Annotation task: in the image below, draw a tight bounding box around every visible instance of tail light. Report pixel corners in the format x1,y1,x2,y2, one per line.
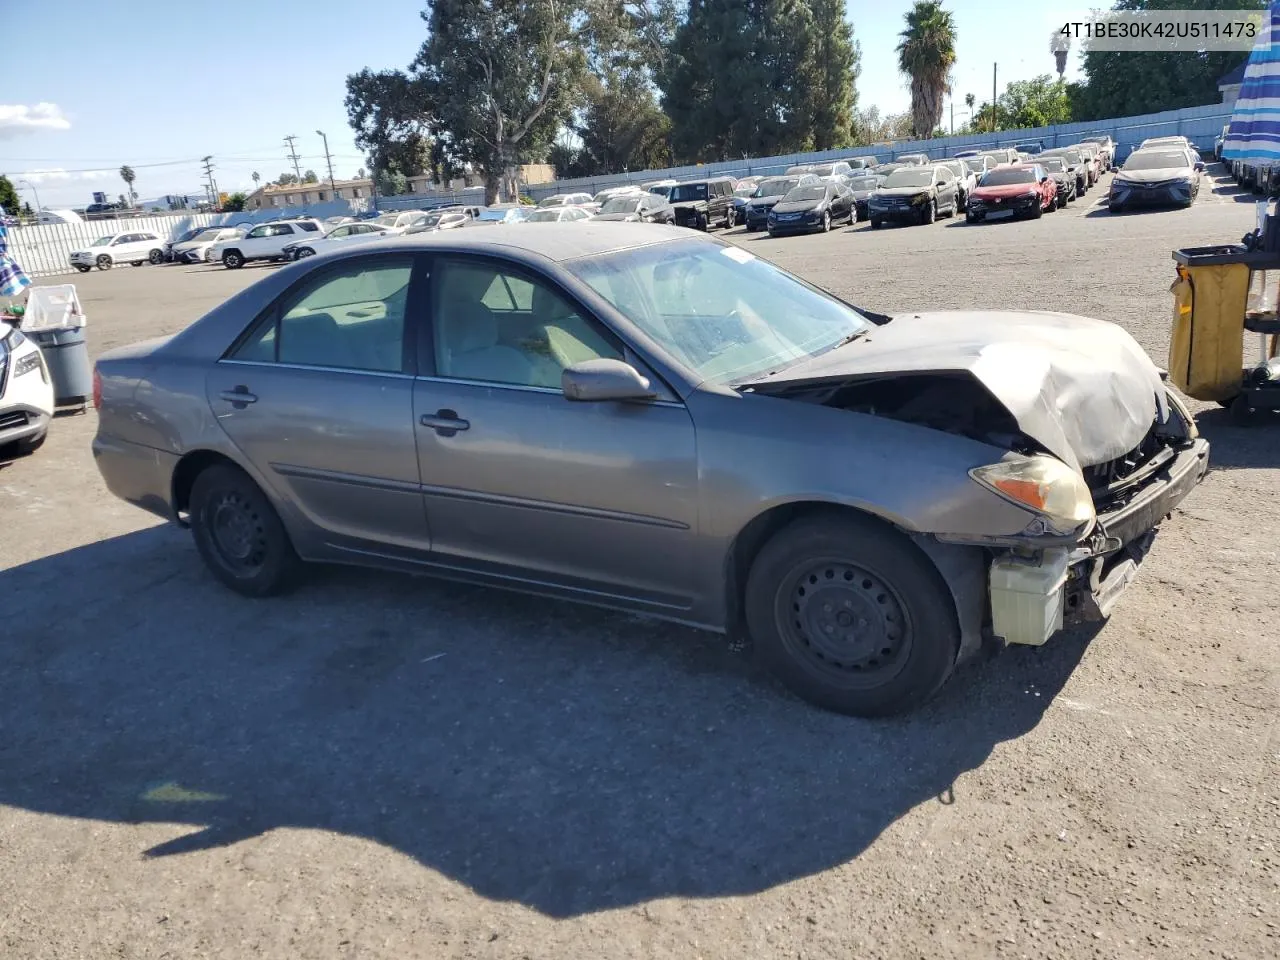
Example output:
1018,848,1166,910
92,367,103,410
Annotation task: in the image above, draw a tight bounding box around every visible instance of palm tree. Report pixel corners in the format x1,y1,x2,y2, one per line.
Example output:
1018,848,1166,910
119,165,136,205
896,1,958,139
251,171,261,190
1051,31,1071,78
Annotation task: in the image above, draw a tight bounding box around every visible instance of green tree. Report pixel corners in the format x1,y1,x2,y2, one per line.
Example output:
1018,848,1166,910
571,72,673,175
896,0,957,138
1071,0,1265,121
276,172,298,186
999,75,1073,128
119,164,137,203
303,169,319,183
0,175,19,215
344,68,435,182
808,0,861,150
222,192,248,212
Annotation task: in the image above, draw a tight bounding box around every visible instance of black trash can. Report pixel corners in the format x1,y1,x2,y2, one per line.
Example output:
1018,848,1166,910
29,326,92,406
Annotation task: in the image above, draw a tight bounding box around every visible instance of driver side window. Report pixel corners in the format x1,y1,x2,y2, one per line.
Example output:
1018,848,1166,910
247,225,271,239
431,259,622,389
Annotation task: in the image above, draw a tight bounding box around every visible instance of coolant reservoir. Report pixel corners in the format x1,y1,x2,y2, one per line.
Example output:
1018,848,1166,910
989,549,1069,647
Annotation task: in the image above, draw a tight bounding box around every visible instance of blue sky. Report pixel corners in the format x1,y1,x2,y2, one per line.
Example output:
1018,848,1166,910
1,0,1087,208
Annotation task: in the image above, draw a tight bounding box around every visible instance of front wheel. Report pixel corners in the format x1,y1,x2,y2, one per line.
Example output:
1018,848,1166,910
965,211,983,223
921,199,936,224
1109,202,1123,213
744,513,959,717
870,218,883,230
296,247,315,258
96,255,112,270
149,248,164,264
76,265,92,273
222,250,245,269
1048,194,1058,212
189,463,303,597
821,210,831,232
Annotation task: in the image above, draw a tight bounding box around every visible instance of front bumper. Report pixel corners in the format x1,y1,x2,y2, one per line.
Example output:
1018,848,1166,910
0,406,51,446
672,207,708,228
743,207,774,230
1110,180,1195,208
767,214,821,234
990,437,1209,645
868,201,928,222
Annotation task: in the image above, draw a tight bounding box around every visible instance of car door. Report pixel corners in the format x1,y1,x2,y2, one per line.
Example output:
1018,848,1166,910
240,223,273,257
935,169,955,210
410,255,699,613
207,253,431,558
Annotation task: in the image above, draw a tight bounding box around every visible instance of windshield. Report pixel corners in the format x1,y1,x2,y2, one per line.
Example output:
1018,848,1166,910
733,186,755,198
91,235,115,246
753,177,800,198
848,176,879,190
980,168,1037,186
882,169,934,187
567,239,869,385
526,209,566,221
538,196,566,207
806,164,835,177
1040,158,1066,172
963,159,987,174
783,185,827,203
669,183,709,202
1124,150,1190,171
375,214,401,227
601,196,644,214
191,228,223,241
477,208,517,221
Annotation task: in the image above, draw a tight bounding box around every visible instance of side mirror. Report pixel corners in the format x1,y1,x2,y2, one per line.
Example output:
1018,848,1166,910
1041,176,1050,183
1195,161,1205,173
562,358,656,402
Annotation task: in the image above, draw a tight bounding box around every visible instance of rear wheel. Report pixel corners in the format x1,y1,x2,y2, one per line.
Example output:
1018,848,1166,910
189,463,303,597
744,513,959,717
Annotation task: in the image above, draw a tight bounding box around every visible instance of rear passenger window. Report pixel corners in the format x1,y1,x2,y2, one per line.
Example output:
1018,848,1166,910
298,221,320,232
230,258,414,373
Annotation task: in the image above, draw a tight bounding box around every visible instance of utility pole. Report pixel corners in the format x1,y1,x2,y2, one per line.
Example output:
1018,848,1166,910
950,99,954,136
17,178,41,214
283,135,303,183
992,63,998,134
316,130,337,197
201,155,217,207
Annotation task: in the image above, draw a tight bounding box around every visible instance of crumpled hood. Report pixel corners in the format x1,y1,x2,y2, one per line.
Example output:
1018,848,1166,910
747,310,1168,470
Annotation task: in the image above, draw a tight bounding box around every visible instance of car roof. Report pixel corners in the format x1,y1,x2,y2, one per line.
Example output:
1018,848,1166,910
325,222,692,263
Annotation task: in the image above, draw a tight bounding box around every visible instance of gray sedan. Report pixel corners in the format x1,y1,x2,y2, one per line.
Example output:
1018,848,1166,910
92,225,1209,716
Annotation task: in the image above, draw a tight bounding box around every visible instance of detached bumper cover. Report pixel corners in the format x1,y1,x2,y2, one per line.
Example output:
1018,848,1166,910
1110,179,1195,207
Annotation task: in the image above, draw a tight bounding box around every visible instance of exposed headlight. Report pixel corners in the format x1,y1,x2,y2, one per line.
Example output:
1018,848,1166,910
912,192,930,205
970,456,1095,535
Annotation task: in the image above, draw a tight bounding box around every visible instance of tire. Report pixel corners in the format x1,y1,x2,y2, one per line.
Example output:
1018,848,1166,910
96,255,112,270
76,265,92,273
296,247,315,258
189,463,303,597
724,207,735,229
130,261,143,267
149,248,163,265
1029,200,1043,219
1230,394,1255,426
821,210,831,232
921,199,935,225
870,219,882,230
222,249,245,269
1109,202,1122,214
965,211,980,223
744,512,959,717
1048,194,1058,212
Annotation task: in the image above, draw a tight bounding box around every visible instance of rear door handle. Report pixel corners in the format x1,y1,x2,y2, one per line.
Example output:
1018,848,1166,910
219,386,258,407
420,409,469,437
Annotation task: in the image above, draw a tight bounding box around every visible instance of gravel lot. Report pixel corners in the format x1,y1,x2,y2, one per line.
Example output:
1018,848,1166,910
2,169,1276,960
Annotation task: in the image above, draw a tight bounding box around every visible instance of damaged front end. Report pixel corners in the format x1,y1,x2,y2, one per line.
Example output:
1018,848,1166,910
749,370,1210,650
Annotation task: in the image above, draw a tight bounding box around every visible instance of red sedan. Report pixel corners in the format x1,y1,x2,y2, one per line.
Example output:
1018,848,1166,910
964,164,1058,223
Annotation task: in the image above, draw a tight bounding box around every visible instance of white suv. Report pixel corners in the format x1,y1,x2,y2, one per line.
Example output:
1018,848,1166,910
0,324,54,456
69,231,166,272
211,219,324,269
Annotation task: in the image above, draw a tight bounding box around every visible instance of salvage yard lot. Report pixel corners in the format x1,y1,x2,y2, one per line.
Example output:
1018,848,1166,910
2,170,1276,959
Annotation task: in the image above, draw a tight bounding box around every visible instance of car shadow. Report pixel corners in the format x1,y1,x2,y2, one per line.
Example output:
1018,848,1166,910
1195,406,1280,467
0,526,1097,918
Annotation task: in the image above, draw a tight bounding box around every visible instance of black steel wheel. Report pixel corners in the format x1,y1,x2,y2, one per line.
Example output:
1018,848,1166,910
189,463,302,596
745,513,959,716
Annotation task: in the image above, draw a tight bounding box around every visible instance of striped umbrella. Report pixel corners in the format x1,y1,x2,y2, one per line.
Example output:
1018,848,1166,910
0,223,31,299
1222,1,1280,165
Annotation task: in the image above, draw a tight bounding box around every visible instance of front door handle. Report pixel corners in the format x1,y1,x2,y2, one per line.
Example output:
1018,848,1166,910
420,409,470,437
219,386,258,408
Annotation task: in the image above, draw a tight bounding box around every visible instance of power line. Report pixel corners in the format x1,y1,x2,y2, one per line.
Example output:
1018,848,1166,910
283,135,304,183
201,155,218,205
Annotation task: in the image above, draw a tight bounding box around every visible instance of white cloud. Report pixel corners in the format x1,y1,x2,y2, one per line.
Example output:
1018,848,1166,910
0,103,71,139
17,168,110,184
